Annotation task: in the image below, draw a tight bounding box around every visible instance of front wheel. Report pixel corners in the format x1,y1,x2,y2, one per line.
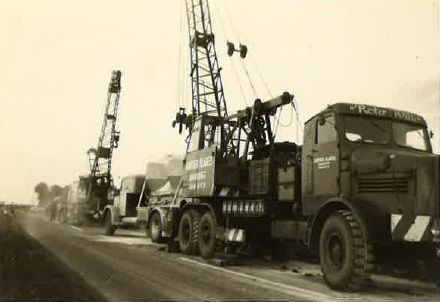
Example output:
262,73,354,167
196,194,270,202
319,210,373,290
148,212,164,243
104,212,116,236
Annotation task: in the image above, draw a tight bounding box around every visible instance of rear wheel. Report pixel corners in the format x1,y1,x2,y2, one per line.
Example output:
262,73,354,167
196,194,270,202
104,212,116,236
148,212,164,243
178,209,200,255
319,210,373,290
199,211,216,259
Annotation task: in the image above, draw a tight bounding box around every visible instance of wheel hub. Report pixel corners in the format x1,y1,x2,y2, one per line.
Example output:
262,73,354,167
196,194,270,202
201,223,212,245
328,232,345,269
181,220,190,243
151,218,160,237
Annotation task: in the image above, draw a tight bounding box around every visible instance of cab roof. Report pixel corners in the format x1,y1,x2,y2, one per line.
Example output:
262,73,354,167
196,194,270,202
308,103,427,127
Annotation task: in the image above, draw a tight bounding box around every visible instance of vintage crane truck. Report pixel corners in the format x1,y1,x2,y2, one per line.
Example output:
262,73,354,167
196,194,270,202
141,0,440,290
84,70,122,221
150,97,440,290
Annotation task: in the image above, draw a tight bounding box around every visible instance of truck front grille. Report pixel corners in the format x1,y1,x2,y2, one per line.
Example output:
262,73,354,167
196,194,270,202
358,176,408,193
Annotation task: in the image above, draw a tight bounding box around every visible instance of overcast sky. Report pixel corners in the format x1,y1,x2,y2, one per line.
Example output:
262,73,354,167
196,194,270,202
1,0,439,204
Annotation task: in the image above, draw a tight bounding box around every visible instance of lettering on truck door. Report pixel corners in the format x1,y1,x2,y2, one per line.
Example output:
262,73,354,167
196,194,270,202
312,114,340,197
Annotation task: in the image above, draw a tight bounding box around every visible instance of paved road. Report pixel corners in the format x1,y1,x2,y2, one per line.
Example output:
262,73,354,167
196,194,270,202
18,212,440,301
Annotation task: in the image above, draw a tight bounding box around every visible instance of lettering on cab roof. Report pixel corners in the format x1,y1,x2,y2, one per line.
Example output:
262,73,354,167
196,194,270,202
333,103,426,126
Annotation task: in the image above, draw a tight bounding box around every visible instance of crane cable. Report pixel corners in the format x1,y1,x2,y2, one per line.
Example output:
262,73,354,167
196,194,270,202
221,0,286,135
239,60,258,99
248,54,273,98
229,56,248,106
220,0,259,99
212,0,248,107
217,1,305,143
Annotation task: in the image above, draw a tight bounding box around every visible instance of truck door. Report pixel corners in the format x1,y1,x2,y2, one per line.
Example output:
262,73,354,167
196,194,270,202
312,113,339,197
302,113,339,211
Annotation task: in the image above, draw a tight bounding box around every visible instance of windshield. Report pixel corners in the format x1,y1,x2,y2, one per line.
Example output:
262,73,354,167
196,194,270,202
393,121,429,151
344,116,389,144
343,116,430,151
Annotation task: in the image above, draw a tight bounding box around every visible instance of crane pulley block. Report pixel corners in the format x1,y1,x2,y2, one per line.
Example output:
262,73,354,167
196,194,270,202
108,70,122,93
227,42,248,59
192,31,215,48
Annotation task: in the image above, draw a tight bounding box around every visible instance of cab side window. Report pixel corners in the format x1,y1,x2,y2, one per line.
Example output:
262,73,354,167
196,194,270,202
316,115,336,144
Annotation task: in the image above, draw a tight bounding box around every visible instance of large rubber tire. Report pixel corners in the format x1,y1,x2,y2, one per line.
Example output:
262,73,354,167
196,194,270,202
104,212,116,236
199,211,217,259
148,212,164,243
178,209,200,255
319,210,374,291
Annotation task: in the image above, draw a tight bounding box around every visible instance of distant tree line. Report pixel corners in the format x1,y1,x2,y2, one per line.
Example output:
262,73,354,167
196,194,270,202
34,183,66,207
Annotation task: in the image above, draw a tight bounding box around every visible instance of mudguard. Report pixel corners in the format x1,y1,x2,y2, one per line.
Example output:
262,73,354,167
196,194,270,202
104,205,121,225
310,196,388,247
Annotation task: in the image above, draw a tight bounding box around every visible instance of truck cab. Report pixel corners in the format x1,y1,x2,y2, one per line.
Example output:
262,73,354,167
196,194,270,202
103,175,146,235
294,103,440,289
103,171,179,236
302,103,439,244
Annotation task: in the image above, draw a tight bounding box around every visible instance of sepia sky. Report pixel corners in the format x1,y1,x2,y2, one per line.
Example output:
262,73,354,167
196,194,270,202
0,0,439,204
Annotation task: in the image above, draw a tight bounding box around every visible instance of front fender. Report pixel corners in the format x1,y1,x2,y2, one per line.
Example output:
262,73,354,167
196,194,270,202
335,196,389,244
104,205,121,225
325,197,373,240
310,196,388,251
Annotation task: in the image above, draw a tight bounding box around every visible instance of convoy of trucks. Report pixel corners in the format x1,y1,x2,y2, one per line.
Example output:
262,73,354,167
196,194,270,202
51,0,440,292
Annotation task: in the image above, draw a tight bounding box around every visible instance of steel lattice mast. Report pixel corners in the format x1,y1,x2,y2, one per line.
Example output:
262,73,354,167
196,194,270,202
186,0,227,119
179,0,236,155
88,70,122,189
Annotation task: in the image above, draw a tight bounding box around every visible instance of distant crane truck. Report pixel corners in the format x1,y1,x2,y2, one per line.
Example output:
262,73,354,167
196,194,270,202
83,70,122,221
144,0,440,290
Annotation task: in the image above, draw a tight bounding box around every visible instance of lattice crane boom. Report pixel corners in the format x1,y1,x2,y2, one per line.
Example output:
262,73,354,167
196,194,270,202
186,0,228,119
173,0,232,155
87,70,122,194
